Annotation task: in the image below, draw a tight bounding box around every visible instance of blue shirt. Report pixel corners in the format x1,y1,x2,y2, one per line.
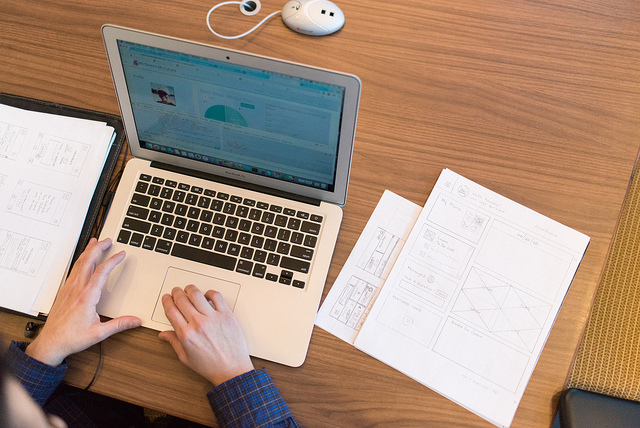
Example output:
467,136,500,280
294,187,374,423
7,341,301,428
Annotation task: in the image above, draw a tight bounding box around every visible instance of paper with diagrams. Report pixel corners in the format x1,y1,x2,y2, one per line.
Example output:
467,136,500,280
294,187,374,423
315,190,421,344
318,169,590,428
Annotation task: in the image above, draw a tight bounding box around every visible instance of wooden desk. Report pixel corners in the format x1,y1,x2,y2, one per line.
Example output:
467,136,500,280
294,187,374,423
2,1,639,426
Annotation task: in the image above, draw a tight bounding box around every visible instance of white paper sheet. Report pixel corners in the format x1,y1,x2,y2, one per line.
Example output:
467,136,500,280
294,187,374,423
315,190,422,344
0,104,114,315
319,169,590,427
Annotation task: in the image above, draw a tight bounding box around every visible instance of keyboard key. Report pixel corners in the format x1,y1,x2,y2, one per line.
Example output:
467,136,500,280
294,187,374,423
280,256,310,274
300,221,320,235
165,180,177,188
186,193,198,205
148,184,161,196
236,259,252,275
149,211,162,223
291,245,314,260
304,235,318,248
283,208,296,216
173,217,187,229
217,192,229,200
150,224,164,237
129,233,144,247
287,218,301,230
131,193,150,207
155,240,172,254
122,217,151,234
139,174,151,182
187,207,200,219
135,181,149,193
211,200,224,211
253,250,267,263
310,214,323,223
152,177,164,185
162,200,176,213
171,244,236,271
186,220,199,232
160,187,173,199
267,253,280,266
117,229,131,244
279,270,293,285
212,226,225,238
252,264,266,278
202,237,215,250
142,236,156,250
189,234,202,247
214,241,228,253
225,243,239,257
176,231,189,243
178,183,190,191
275,215,287,227
172,191,186,202
266,273,278,282
163,227,177,240
292,280,305,289
277,242,291,255
231,195,242,203
161,213,174,226
291,232,304,245
127,205,149,219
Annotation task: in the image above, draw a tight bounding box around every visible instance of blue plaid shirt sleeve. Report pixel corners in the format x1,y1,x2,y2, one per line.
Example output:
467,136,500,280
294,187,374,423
5,341,67,406
207,368,302,428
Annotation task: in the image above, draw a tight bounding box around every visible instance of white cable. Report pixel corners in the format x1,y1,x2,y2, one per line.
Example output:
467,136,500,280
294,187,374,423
206,1,282,40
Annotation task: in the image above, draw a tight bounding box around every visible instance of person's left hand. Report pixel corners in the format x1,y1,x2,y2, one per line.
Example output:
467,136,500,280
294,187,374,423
26,238,142,366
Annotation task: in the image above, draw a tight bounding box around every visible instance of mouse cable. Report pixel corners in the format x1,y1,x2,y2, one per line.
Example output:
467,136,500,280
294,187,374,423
207,1,281,39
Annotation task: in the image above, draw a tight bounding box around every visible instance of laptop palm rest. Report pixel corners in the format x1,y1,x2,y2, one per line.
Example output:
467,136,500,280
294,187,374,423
151,267,241,326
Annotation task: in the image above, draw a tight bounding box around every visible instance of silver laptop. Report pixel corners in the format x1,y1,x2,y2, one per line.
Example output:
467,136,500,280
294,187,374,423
97,25,360,367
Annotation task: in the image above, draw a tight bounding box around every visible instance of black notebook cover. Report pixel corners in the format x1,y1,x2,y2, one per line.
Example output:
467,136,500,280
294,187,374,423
0,93,126,275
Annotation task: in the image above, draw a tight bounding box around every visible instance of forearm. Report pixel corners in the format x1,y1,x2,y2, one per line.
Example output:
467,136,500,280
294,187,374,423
5,341,67,406
207,368,302,428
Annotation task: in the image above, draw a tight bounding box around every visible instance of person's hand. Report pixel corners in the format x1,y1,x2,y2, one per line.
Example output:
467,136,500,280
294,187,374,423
26,238,142,366
158,285,254,386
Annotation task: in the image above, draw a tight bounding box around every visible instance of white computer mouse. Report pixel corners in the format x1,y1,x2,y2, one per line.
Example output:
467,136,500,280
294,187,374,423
281,0,345,36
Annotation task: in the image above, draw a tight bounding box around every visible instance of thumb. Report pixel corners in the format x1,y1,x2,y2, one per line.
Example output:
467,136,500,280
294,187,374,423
159,330,186,358
99,316,142,340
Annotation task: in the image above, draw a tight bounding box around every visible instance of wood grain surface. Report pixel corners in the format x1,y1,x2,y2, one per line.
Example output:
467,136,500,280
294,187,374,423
1,0,639,426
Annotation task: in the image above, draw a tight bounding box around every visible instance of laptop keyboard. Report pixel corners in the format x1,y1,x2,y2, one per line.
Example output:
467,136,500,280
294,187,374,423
115,173,323,289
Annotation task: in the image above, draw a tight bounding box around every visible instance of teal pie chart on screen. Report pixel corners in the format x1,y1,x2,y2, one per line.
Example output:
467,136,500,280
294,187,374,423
204,105,248,127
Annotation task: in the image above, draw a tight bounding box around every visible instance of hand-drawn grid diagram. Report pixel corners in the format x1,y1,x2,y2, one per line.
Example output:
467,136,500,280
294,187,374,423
452,268,551,352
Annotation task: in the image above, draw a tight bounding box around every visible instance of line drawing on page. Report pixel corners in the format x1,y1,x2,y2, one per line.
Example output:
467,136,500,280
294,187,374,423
451,268,551,352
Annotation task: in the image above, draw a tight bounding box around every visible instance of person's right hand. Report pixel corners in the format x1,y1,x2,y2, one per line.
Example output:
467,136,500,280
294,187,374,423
158,285,255,386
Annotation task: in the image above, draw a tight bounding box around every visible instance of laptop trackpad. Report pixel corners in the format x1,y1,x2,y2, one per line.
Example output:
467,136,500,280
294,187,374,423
152,267,241,326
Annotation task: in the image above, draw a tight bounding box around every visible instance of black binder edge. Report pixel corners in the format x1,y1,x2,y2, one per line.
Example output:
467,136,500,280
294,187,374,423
0,93,126,317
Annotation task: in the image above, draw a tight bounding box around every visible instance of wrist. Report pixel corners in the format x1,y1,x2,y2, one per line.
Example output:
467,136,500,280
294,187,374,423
25,336,66,367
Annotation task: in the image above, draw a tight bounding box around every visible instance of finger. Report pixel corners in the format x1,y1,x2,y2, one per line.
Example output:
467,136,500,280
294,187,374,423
70,238,115,281
171,287,201,322
162,293,187,328
97,316,142,341
90,250,126,287
205,290,230,313
184,284,215,315
158,330,186,360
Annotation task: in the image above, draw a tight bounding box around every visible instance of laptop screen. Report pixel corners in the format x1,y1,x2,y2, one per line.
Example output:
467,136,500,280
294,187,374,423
116,40,346,192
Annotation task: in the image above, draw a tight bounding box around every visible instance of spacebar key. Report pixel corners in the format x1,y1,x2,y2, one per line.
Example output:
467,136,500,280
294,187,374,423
171,243,236,271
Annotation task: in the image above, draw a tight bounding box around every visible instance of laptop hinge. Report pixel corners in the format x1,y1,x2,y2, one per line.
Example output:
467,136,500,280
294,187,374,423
150,161,322,207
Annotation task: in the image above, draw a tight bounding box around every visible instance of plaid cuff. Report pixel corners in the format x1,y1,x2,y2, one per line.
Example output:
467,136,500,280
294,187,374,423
6,341,67,406
208,368,299,428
